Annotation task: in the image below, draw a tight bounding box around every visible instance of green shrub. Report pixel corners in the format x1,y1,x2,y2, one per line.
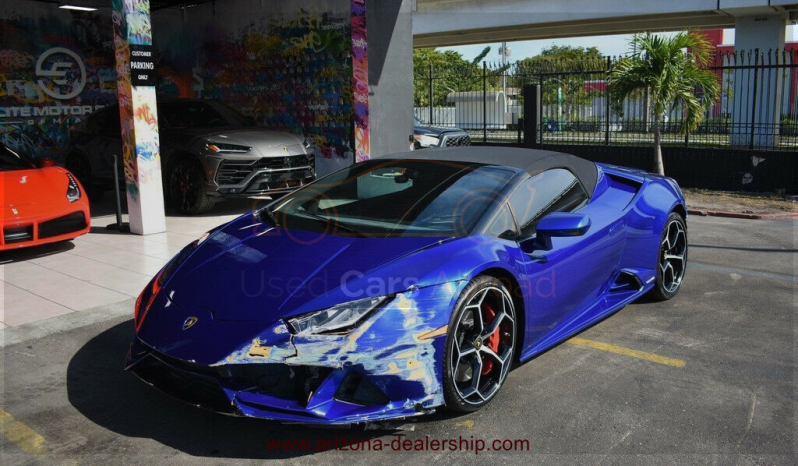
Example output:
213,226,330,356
780,117,798,137
695,116,730,135
620,118,646,133
561,117,602,132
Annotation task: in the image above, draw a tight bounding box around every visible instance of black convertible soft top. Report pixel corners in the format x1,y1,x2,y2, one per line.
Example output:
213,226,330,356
377,147,599,196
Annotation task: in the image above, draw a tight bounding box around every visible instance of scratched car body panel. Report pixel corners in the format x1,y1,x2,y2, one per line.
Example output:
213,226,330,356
126,147,687,424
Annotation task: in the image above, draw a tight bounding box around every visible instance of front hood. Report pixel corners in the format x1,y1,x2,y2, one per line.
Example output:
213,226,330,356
414,125,464,137
165,216,451,323
1,167,70,213
205,129,306,156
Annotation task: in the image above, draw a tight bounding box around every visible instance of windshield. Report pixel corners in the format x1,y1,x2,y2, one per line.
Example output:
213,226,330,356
270,160,516,237
158,101,254,129
0,145,35,172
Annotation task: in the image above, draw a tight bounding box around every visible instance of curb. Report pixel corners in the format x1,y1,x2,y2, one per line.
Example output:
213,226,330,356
0,298,135,348
688,208,798,220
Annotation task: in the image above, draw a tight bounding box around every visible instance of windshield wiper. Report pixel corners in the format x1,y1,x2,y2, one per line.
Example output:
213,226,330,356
297,211,367,237
257,206,279,227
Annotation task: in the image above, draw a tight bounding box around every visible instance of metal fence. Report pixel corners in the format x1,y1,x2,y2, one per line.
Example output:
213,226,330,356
413,49,798,151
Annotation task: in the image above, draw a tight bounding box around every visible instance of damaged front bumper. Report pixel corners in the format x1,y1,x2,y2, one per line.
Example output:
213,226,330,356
125,283,465,425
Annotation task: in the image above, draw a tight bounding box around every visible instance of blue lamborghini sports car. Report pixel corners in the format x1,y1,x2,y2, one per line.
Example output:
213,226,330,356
126,147,688,424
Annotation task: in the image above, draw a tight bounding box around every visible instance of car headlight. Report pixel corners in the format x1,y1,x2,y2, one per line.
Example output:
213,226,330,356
302,136,313,150
287,296,393,335
205,142,251,153
413,134,440,148
66,173,81,202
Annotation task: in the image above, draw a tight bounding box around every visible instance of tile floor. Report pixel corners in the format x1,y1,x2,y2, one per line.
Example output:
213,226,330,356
1,198,250,328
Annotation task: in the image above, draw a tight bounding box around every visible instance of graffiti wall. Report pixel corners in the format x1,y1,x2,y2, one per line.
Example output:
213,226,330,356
351,0,369,163
0,2,117,162
1,0,368,173
154,0,363,175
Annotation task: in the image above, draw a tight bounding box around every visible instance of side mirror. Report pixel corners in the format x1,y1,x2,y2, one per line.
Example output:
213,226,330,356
38,157,56,168
534,212,591,250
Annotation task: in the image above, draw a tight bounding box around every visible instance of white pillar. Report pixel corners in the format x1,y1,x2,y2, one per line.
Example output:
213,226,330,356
111,0,166,234
730,14,786,148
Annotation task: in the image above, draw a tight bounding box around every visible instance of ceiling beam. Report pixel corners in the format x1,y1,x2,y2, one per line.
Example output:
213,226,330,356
413,11,736,48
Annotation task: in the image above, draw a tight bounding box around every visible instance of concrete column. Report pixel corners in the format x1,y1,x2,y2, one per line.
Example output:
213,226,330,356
111,0,166,234
365,0,414,158
730,13,786,148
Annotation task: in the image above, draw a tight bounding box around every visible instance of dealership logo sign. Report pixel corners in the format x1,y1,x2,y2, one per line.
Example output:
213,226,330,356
35,47,86,100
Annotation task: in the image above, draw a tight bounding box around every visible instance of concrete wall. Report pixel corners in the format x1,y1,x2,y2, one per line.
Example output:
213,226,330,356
366,0,414,157
730,13,788,146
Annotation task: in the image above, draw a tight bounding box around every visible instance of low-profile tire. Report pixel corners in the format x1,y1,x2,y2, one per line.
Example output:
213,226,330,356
168,157,213,215
66,153,104,201
648,212,688,301
443,275,516,413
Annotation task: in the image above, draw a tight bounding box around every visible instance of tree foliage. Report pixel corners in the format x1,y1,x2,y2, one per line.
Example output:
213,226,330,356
413,46,510,107
516,46,605,108
413,48,482,107
608,32,720,174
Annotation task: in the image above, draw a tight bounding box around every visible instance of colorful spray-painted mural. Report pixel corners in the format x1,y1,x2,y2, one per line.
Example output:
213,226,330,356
2,0,369,175
0,2,117,162
351,0,369,163
112,0,166,235
155,0,367,175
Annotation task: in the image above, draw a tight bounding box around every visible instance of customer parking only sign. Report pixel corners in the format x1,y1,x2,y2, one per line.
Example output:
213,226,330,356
130,44,156,87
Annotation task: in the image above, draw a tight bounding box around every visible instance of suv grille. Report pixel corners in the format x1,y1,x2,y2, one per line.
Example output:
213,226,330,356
443,134,471,147
217,155,312,185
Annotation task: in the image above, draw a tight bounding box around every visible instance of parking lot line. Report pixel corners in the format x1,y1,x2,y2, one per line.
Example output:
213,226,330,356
567,337,686,367
0,409,45,454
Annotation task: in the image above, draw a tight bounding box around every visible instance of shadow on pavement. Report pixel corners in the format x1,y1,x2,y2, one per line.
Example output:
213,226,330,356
89,190,261,219
65,320,457,459
0,240,75,264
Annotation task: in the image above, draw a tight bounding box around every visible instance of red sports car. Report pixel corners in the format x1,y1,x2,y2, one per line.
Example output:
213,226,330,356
1,143,90,250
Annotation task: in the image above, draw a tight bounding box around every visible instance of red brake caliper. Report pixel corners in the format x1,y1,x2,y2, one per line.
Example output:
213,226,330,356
481,303,502,375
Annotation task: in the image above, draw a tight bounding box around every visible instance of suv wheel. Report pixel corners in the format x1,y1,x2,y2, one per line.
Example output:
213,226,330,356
168,157,213,215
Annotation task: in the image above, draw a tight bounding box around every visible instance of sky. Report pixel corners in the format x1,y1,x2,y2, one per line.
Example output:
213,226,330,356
437,26,798,63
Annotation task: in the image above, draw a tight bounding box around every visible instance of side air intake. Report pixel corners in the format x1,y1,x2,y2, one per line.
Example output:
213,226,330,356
610,270,644,293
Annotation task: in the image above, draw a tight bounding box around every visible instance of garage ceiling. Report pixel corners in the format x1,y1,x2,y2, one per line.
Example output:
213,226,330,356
30,0,219,11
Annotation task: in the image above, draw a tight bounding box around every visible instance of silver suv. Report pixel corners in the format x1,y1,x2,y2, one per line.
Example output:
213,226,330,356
66,99,315,214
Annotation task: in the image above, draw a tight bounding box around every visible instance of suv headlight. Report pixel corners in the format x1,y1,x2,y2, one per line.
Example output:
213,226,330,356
413,134,440,148
287,296,393,335
66,173,81,202
205,142,251,153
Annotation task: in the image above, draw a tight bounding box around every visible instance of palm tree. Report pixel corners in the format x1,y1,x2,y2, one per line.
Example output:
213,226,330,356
608,32,720,175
